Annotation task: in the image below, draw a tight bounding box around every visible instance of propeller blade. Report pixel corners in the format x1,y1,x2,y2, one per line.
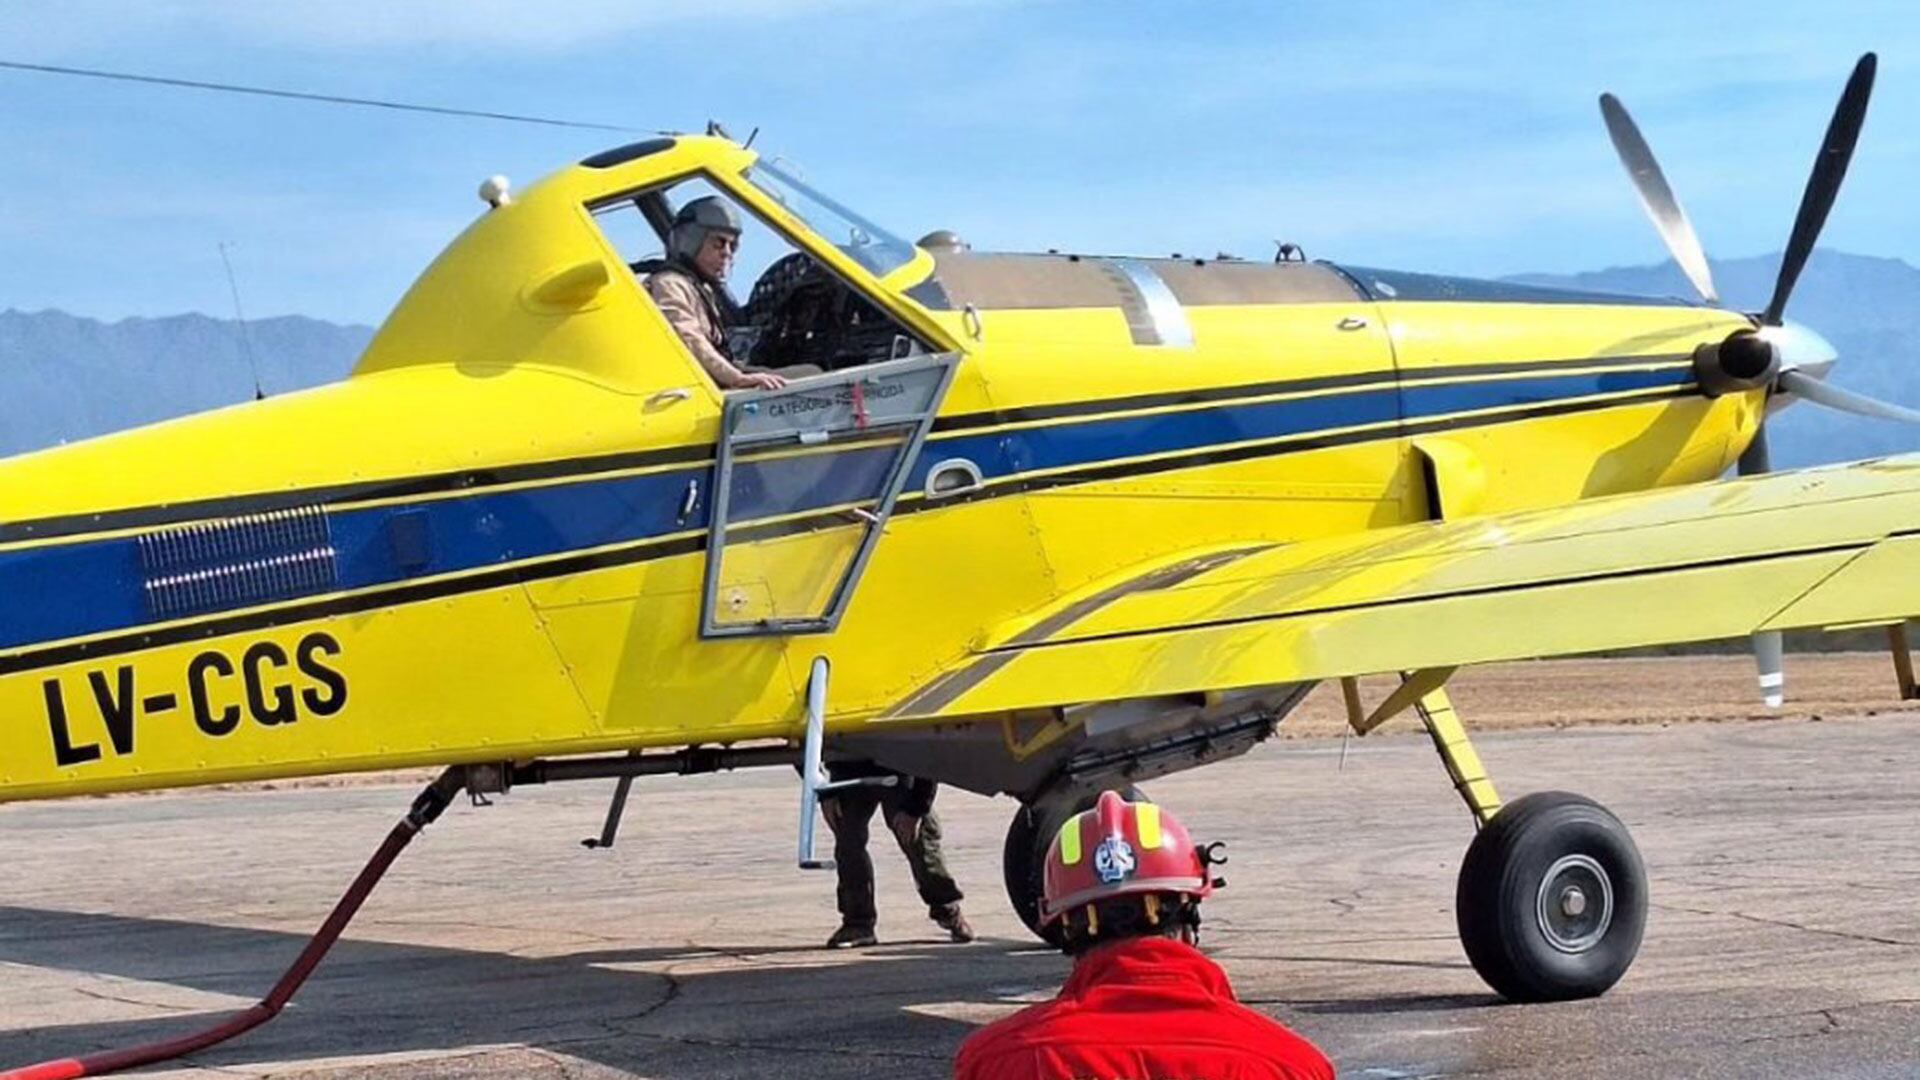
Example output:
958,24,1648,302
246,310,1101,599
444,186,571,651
1763,52,1877,326
1736,423,1772,475
1599,93,1719,304
1753,630,1785,708
1778,369,1920,424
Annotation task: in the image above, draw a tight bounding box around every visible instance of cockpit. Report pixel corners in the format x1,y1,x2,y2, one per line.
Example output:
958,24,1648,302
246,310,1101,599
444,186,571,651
589,161,931,383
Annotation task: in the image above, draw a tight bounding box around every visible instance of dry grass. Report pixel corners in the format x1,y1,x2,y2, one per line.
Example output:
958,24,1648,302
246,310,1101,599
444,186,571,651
1282,651,1911,737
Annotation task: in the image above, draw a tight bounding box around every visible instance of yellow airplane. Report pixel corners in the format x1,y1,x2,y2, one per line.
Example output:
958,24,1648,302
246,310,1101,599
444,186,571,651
3,52,1916,1035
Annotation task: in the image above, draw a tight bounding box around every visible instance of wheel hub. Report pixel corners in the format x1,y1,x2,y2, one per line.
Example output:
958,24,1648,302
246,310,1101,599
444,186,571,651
1536,854,1612,953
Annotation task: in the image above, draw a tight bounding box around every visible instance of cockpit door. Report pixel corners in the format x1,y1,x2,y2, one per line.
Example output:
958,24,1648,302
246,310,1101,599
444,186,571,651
700,353,957,638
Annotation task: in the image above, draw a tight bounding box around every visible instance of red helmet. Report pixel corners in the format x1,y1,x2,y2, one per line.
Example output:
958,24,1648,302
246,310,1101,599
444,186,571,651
1040,791,1215,924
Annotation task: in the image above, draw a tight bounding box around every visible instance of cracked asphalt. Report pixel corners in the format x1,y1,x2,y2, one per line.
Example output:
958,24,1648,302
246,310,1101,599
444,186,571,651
4,709,1920,1078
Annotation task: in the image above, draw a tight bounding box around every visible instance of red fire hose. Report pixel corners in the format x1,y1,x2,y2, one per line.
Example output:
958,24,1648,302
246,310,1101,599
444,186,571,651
2,769,465,1080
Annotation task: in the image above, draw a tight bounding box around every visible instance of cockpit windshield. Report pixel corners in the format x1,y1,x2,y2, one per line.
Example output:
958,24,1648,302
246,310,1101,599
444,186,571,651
745,160,917,279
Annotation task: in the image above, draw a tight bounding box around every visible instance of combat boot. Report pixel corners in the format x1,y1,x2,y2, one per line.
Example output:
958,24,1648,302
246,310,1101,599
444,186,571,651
826,923,878,949
932,903,975,944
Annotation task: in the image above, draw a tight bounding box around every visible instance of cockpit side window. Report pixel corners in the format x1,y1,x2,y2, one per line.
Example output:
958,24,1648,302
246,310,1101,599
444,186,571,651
589,176,929,388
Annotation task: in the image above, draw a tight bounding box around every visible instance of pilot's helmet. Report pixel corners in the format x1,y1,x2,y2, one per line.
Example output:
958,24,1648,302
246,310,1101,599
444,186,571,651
917,229,970,254
669,196,743,266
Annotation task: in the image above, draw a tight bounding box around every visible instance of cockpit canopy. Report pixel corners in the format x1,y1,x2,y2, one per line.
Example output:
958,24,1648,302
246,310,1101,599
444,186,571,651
743,161,917,279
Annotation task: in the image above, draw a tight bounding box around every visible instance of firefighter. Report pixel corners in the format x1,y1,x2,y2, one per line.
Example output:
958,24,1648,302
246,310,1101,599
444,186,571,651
954,791,1333,1080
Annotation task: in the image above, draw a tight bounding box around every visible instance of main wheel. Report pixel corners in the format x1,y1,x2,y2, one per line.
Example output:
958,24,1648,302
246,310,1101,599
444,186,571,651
1456,791,1647,1002
1003,786,1143,948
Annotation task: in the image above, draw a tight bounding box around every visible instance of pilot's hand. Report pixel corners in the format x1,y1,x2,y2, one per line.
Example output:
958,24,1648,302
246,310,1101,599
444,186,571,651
735,371,788,391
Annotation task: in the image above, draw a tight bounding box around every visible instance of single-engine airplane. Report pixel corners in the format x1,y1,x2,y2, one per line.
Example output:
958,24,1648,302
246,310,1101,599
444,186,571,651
5,52,1920,1072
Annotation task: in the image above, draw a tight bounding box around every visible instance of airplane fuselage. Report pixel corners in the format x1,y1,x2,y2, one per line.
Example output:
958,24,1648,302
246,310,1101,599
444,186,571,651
0,136,1759,803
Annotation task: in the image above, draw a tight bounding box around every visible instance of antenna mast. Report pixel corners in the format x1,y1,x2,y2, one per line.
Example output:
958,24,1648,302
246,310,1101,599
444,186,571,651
217,241,265,400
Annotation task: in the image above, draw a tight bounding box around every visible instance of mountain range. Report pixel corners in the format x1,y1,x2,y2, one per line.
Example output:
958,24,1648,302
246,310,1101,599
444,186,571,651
3,248,1916,467
0,310,371,457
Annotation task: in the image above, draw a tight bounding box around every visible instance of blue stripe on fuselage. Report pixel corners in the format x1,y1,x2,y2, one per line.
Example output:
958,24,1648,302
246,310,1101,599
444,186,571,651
1399,365,1687,418
910,382,1401,486
0,363,1693,651
3,468,702,651
905,363,1689,488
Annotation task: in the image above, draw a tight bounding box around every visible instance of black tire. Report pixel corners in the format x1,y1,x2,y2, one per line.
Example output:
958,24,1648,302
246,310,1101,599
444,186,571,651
1002,786,1144,949
1456,791,1647,1002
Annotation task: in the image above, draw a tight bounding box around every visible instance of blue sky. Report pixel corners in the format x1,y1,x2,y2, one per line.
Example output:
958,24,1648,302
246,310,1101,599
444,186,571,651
0,1,1915,325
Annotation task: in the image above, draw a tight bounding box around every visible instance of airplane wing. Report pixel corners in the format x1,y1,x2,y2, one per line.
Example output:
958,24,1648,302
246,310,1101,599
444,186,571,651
883,454,1920,720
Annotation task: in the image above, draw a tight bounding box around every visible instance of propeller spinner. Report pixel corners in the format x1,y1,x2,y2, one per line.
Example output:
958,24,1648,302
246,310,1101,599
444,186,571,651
1600,52,1906,708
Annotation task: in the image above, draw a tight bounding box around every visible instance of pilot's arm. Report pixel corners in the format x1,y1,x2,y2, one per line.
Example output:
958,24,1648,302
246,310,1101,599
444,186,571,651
646,273,780,391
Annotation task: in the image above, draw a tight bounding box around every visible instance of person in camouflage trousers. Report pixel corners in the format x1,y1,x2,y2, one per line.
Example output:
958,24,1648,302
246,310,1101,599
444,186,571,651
821,761,973,948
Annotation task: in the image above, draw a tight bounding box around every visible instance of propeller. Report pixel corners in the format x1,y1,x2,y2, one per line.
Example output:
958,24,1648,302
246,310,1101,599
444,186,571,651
1778,369,1920,424
1763,53,1876,329
1601,52,1900,708
1599,93,1719,306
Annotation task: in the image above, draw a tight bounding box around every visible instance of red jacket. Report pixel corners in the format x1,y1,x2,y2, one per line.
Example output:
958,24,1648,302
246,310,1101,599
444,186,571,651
954,937,1334,1080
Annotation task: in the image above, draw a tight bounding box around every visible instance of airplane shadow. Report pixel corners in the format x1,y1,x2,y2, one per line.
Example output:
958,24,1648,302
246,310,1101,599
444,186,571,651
0,905,1061,1079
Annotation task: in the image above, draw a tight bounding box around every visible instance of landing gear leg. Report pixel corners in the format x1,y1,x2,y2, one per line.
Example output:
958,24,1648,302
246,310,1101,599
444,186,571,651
1889,622,1918,701
1341,672,1498,826
1345,671,1647,1001
1412,684,1502,827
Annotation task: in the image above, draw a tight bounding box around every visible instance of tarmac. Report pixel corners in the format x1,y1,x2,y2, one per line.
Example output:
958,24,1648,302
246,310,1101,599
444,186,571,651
4,712,1920,1079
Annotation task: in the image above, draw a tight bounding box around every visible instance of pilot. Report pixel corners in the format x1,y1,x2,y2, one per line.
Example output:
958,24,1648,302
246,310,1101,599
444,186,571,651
646,196,787,392
954,792,1333,1080
820,759,973,949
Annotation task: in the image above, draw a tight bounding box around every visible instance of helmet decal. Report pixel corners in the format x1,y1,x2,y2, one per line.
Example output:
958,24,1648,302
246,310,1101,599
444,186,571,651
1094,835,1136,884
